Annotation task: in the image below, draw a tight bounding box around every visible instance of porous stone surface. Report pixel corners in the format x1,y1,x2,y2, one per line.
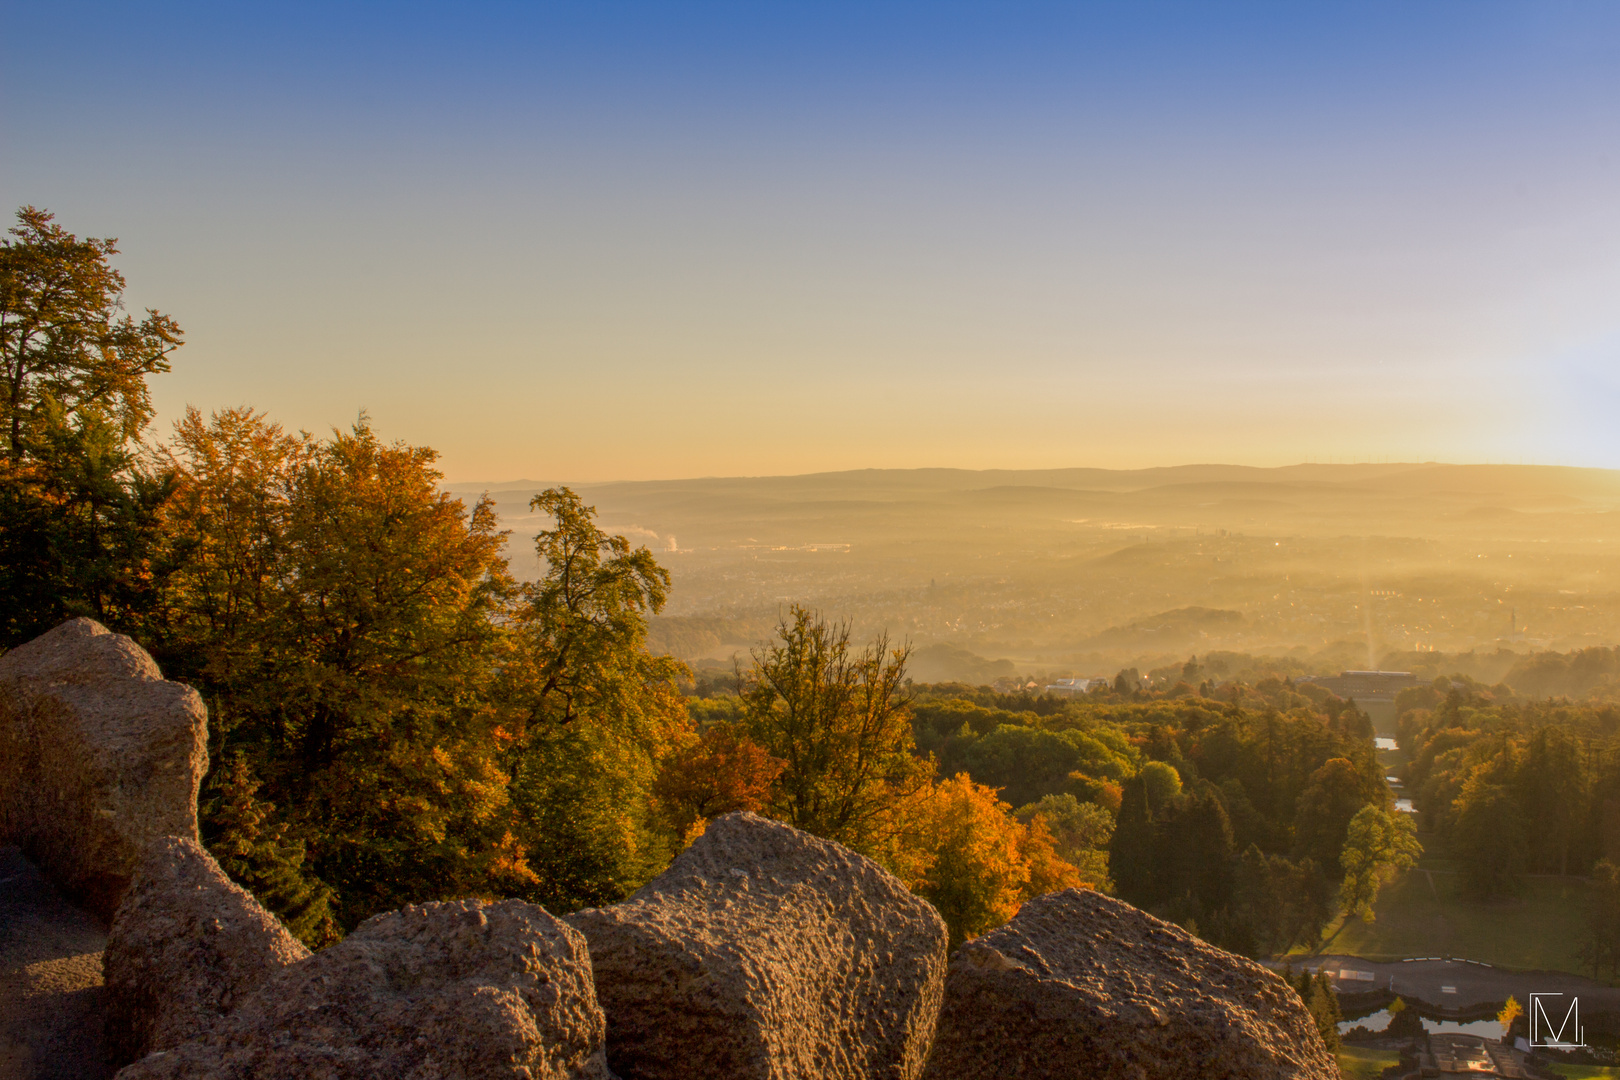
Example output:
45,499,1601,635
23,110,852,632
116,899,612,1080
918,888,1338,1080
103,836,310,1066
0,845,113,1080
568,811,949,1080
0,618,208,919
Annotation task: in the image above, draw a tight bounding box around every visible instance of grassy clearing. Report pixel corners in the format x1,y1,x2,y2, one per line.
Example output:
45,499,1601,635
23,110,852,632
1311,866,1593,971
1545,1066,1620,1079
1337,1046,1401,1079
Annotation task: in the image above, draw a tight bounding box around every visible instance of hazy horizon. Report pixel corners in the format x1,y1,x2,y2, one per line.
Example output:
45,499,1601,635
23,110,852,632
442,461,1620,677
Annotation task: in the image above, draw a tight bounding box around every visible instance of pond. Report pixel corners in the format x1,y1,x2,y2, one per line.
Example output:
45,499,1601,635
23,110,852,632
1340,1009,1504,1040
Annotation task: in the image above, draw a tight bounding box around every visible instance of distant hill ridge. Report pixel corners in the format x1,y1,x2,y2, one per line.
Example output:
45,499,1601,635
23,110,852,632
447,462,1620,500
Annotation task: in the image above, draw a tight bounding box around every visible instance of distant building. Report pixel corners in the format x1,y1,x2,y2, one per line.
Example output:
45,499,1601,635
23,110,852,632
1044,677,1109,696
1297,670,1417,702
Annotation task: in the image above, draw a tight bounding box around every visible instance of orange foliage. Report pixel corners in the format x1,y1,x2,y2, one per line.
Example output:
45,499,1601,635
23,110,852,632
653,722,786,832
908,773,1081,948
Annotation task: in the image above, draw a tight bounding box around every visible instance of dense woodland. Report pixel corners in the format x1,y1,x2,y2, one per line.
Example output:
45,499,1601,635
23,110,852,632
3,207,1612,970
1395,680,1620,977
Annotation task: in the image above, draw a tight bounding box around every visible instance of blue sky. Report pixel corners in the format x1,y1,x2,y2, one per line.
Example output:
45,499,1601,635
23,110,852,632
5,2,1620,479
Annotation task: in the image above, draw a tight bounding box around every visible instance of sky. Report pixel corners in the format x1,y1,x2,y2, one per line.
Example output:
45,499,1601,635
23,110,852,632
5,1,1620,481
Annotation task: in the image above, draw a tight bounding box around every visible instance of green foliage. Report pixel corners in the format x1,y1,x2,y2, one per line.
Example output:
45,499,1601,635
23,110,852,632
0,204,184,647
1014,793,1113,890
1139,760,1182,811
203,755,337,947
1226,845,1334,957
1579,860,1620,981
505,487,673,726
1295,757,1382,879
1338,805,1421,922
960,725,1131,808
1398,688,1620,898
500,487,691,913
0,206,182,458
1293,970,1342,1052
741,606,929,857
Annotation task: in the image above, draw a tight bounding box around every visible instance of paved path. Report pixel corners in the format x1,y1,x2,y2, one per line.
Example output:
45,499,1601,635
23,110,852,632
0,845,113,1080
1304,954,1620,1018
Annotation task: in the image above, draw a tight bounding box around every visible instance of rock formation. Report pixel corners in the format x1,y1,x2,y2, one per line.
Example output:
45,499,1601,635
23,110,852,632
918,888,1338,1080
114,899,611,1080
0,619,208,919
103,836,310,1067
569,811,948,1080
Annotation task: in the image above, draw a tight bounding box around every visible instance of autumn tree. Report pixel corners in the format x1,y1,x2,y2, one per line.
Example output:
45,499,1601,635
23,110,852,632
1015,793,1113,890
0,206,182,459
741,606,931,856
0,207,183,645
1498,996,1523,1041
158,412,524,931
908,773,1079,949
653,722,786,836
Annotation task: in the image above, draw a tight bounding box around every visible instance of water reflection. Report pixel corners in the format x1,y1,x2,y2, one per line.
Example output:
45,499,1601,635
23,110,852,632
1340,1009,1503,1039
1375,737,1398,751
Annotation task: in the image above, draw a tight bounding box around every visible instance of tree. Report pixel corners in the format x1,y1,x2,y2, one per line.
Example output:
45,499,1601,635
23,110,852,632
1108,775,1160,907
1015,793,1113,890
1385,995,1425,1040
1138,760,1182,812
1227,845,1334,957
1160,784,1236,912
1453,772,1527,899
0,208,183,646
653,722,786,836
1579,860,1620,981
1338,805,1421,922
505,487,674,726
203,754,337,947
143,406,311,685
0,400,175,644
908,773,1079,949
1293,970,1342,1052
157,416,526,930
1498,996,1523,1041
1518,726,1587,875
501,487,690,912
741,606,930,855
1294,757,1372,878
1,207,182,459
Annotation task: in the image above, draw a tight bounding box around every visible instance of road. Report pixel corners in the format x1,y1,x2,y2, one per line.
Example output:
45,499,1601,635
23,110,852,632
1304,954,1620,1019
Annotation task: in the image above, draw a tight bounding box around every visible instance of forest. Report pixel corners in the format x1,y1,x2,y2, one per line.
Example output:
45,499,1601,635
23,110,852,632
1395,680,1620,977
5,206,1608,971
